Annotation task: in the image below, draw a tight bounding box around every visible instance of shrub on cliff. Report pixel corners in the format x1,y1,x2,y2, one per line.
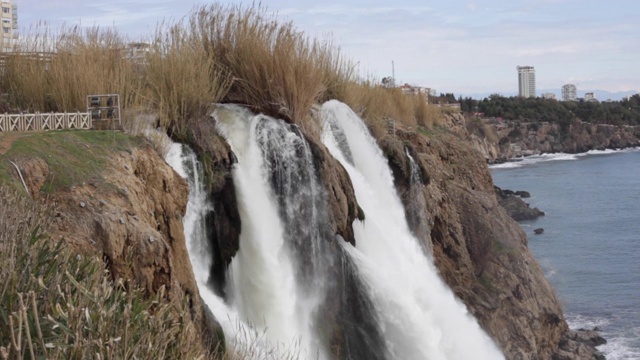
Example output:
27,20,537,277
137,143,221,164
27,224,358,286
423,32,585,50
0,187,212,359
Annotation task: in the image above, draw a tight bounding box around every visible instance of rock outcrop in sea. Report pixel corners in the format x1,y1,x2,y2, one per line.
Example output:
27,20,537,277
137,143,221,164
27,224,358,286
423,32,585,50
494,186,545,221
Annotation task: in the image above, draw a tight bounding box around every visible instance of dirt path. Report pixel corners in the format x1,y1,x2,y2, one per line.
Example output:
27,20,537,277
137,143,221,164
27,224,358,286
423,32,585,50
0,133,19,156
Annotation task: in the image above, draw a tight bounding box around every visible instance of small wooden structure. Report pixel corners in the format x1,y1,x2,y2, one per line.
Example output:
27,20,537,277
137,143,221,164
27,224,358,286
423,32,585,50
86,94,121,127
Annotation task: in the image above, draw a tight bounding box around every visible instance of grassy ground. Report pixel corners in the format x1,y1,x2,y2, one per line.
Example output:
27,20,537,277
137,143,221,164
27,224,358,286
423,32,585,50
0,130,142,194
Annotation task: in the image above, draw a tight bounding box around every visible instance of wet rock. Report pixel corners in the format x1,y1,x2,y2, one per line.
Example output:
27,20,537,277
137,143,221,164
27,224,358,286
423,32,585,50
554,328,607,360
495,186,545,221
534,228,544,235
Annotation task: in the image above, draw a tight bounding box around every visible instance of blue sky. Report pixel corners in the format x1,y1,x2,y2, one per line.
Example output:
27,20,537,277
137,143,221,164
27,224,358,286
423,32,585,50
14,0,640,97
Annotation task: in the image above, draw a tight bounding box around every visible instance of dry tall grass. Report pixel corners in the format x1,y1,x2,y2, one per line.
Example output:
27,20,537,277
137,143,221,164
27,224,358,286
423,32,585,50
2,25,140,112
0,5,441,139
144,21,232,135
190,4,353,136
337,81,442,138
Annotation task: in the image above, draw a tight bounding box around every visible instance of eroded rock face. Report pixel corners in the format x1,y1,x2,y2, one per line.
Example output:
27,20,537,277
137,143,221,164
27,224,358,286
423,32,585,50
378,127,583,359
14,157,49,198
45,143,216,342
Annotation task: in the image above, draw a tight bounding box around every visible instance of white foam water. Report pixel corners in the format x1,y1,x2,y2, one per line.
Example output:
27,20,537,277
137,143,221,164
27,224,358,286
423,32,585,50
490,147,640,169
566,314,640,360
213,104,326,360
166,142,287,360
321,100,504,360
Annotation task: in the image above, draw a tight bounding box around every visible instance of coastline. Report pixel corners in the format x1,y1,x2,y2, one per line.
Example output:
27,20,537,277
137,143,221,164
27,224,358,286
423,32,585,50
489,146,640,169
491,150,640,359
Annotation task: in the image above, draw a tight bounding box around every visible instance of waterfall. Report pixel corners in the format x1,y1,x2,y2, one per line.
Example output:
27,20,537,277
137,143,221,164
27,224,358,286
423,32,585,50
213,104,329,359
167,100,503,360
404,147,433,255
167,143,283,359
321,100,504,360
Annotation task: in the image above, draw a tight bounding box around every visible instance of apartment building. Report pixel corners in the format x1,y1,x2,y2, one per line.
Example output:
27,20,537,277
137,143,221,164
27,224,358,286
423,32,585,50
1,0,17,52
517,65,536,98
562,84,577,101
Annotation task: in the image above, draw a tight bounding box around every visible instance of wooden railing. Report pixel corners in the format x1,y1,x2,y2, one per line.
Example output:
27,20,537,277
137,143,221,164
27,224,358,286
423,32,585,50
0,112,92,132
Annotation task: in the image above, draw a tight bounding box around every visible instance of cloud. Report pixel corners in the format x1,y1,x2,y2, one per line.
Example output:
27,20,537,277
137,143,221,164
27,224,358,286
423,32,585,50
280,5,433,16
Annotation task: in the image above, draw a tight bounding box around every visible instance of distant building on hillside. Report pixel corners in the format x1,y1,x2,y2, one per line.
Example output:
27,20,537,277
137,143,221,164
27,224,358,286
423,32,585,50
562,84,577,101
584,92,597,102
517,66,536,98
0,0,17,52
542,93,556,100
398,83,434,104
125,42,150,64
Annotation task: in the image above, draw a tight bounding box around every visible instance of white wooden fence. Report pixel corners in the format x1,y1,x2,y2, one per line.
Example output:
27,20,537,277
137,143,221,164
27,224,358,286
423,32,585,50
0,112,92,132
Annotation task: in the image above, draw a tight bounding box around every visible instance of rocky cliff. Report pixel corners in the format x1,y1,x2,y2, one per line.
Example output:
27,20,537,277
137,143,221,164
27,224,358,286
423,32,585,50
460,112,640,162
1,136,216,348
1,109,606,359
189,107,603,359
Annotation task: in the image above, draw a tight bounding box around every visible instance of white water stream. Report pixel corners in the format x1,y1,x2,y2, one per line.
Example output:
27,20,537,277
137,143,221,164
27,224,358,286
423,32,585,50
321,100,504,360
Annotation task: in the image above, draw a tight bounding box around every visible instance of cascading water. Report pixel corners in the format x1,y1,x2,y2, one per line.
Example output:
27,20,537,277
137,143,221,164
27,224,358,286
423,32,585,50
165,143,249,348
321,100,505,360
168,100,504,360
404,147,433,255
213,104,329,359
212,104,388,359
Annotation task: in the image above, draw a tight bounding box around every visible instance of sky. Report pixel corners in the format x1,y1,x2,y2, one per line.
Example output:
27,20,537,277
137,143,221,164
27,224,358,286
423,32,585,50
13,0,640,98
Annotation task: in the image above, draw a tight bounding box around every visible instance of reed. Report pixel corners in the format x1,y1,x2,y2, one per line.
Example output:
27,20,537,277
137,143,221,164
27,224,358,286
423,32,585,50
1,24,140,113
143,20,232,136
0,6,441,139
0,187,212,360
189,4,346,136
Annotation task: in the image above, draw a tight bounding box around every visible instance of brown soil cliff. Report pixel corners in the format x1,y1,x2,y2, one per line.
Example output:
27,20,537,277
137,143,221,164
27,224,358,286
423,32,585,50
5,140,216,345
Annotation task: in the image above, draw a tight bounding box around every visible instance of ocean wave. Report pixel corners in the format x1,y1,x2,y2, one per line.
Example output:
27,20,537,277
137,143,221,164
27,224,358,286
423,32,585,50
490,153,579,169
566,314,640,360
490,147,640,169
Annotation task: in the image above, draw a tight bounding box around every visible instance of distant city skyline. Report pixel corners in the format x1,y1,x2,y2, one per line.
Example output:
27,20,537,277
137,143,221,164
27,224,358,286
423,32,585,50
11,0,640,97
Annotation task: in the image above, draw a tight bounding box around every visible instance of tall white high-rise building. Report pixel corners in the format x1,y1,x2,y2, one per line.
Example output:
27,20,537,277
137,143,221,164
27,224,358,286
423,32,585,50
1,0,17,52
517,66,536,98
562,84,577,101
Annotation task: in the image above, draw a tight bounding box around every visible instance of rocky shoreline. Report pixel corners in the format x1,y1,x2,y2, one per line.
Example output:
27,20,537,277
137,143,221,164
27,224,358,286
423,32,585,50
494,186,608,359
457,112,640,163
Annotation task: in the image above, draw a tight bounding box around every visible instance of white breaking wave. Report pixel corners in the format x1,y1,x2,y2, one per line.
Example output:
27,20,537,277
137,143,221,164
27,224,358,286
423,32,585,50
321,100,505,360
566,314,640,360
490,147,640,169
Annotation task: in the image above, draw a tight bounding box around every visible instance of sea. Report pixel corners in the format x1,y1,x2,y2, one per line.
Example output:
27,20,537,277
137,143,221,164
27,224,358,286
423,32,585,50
491,148,640,360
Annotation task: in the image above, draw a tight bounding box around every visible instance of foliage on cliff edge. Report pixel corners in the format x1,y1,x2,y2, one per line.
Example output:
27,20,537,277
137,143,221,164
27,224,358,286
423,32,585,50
0,187,212,359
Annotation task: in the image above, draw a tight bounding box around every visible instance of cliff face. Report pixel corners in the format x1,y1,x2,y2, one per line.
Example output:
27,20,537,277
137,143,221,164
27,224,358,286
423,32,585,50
380,127,567,359
4,110,601,358
460,113,640,162
184,108,602,359
19,142,214,341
